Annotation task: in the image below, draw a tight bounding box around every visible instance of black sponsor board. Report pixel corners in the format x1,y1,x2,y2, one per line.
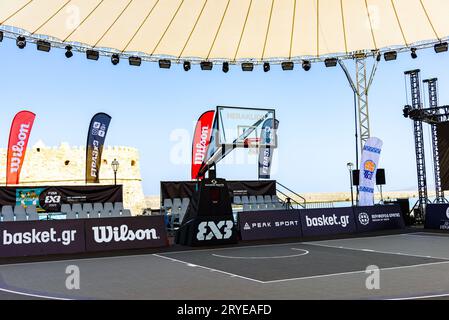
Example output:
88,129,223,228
239,210,301,241
177,216,238,247
85,216,168,252
161,180,277,202
0,185,123,213
300,208,357,237
425,204,449,230
0,220,85,257
354,205,405,232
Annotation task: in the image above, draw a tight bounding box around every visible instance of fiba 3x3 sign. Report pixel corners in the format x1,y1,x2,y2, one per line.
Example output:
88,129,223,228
196,220,234,241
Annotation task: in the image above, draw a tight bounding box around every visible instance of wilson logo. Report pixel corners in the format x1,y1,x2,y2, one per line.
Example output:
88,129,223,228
197,221,234,241
92,225,159,243
193,126,210,165
10,123,31,174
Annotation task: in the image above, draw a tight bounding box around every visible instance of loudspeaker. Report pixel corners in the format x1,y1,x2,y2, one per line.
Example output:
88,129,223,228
376,169,386,185
352,170,360,186
352,169,386,186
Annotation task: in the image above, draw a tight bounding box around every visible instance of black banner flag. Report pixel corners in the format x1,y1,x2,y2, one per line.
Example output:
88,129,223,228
86,113,112,183
258,119,279,179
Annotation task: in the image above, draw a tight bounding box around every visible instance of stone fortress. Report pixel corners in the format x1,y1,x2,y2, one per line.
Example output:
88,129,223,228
0,140,146,216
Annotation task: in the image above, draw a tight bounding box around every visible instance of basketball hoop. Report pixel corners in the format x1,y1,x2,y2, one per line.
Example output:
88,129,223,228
244,138,260,155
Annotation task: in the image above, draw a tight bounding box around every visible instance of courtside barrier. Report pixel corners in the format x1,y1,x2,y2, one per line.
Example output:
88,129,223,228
238,205,404,241
0,216,168,258
425,204,449,230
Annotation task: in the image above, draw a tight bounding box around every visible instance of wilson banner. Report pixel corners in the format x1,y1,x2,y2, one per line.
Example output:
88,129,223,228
86,113,112,183
258,119,279,179
6,111,36,185
191,111,215,180
359,137,383,206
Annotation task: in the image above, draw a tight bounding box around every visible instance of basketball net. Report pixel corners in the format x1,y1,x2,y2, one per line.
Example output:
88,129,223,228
244,138,260,155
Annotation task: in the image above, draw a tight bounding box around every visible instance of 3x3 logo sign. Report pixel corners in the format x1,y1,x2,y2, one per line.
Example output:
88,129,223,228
197,220,234,241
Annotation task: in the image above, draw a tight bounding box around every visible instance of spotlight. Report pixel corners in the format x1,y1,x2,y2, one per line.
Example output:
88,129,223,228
403,105,411,118
263,62,270,72
241,62,254,71
384,51,397,61
222,62,229,73
200,61,213,70
0,31,3,42
111,54,120,65
159,59,171,69
281,61,294,71
376,53,381,62
324,58,338,67
411,48,418,59
434,42,448,53
36,40,51,52
302,60,311,71
183,61,191,71
86,49,99,60
129,56,141,66
65,46,73,58
16,36,26,49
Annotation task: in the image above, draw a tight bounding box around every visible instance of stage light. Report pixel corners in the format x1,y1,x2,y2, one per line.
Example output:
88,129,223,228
183,61,191,71
376,53,381,62
0,31,3,42
403,105,411,118
324,58,338,67
129,56,141,66
384,51,397,61
411,48,418,59
86,49,99,60
281,61,294,71
434,42,448,53
159,59,171,69
302,60,311,71
222,62,229,73
65,46,73,58
263,62,270,72
36,40,51,52
111,54,120,65
200,61,213,70
16,36,26,49
241,62,253,71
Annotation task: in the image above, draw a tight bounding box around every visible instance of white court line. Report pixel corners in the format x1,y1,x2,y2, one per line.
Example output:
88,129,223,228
212,249,309,260
262,260,449,284
390,292,449,300
304,242,449,261
0,286,72,300
153,254,264,284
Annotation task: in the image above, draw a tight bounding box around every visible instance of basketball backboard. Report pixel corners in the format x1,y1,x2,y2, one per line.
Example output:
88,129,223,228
214,106,277,148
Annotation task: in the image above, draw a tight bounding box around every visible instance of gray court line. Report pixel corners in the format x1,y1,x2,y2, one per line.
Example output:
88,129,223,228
153,254,265,284
303,242,449,261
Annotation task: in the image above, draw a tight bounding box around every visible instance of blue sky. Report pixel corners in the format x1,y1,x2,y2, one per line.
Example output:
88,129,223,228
1,37,448,196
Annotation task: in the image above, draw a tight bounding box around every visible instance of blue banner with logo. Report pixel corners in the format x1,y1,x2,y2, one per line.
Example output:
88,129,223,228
86,113,112,183
425,204,449,231
258,119,279,179
359,137,383,206
354,205,405,232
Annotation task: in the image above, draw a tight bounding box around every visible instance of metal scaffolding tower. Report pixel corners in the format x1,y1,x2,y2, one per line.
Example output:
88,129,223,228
404,69,428,222
339,55,378,161
423,78,446,203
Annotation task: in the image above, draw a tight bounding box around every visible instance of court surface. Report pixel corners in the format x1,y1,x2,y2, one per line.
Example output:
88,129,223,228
1,232,449,300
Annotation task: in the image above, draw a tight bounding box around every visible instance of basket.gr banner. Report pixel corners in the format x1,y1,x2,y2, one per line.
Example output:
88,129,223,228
86,113,112,183
359,137,383,206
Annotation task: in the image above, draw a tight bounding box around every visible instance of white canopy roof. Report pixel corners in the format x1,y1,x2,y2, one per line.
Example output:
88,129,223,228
1,0,448,62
